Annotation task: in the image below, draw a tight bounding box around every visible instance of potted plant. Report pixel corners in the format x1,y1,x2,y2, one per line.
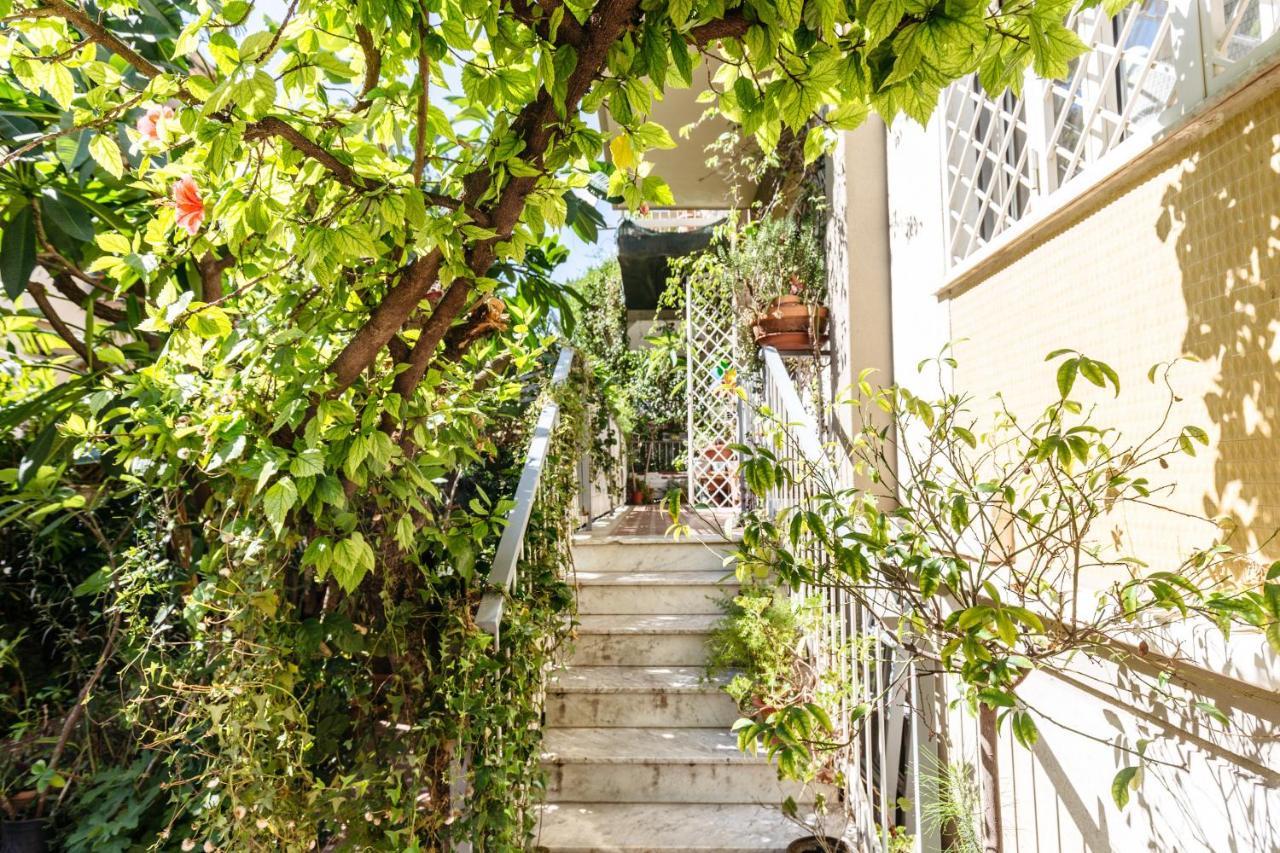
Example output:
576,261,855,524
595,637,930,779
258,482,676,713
725,216,828,353
1,757,55,853
786,837,852,853
753,274,829,352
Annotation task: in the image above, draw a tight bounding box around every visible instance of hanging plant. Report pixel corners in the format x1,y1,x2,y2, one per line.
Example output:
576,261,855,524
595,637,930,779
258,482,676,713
719,215,829,354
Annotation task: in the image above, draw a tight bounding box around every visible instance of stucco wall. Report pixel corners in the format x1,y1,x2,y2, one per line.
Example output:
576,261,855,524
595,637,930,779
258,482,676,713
949,85,1280,581
882,72,1280,853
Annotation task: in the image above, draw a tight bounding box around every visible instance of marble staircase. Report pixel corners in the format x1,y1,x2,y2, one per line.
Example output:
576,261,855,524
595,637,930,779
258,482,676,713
536,531,820,852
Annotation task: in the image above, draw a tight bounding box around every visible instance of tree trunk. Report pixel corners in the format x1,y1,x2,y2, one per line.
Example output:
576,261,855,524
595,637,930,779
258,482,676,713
978,704,1003,853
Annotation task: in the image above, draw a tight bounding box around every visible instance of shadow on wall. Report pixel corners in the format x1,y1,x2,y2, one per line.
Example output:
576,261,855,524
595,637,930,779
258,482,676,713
1157,109,1280,579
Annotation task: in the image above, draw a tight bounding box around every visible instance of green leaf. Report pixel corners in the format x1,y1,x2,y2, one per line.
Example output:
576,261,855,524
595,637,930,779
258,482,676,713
88,132,124,179
94,344,126,365
865,0,908,47
1012,711,1039,748
776,0,803,28
45,63,75,109
631,121,676,150
96,232,131,255
1,204,36,300
332,532,374,592
1111,766,1139,809
263,476,298,535
1027,10,1088,79
40,191,94,242
189,306,233,339
1194,700,1229,728
668,0,693,27
1056,358,1078,398
976,688,1016,708
289,448,326,478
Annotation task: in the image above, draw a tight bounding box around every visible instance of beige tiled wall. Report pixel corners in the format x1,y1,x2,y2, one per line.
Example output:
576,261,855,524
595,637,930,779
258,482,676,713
949,90,1280,580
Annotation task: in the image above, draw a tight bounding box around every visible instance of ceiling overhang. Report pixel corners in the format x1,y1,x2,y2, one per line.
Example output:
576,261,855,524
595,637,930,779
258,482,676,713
600,68,757,209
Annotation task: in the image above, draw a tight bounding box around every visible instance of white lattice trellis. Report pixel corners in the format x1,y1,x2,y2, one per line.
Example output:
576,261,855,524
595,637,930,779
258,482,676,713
1044,0,1179,190
939,0,1280,267
1207,0,1280,79
685,278,742,508
943,80,1033,264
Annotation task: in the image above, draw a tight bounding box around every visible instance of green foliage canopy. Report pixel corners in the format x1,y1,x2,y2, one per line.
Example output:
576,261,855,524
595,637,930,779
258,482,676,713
0,0,1126,845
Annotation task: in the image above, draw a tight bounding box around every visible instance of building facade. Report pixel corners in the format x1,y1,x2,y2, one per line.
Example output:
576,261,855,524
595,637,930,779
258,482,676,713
841,2,1280,850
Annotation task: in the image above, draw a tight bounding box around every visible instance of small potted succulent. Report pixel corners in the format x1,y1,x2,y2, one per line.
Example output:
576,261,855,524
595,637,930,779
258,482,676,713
726,216,828,353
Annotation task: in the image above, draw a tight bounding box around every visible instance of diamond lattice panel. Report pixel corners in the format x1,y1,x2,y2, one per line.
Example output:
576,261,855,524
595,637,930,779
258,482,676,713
1209,0,1280,78
1045,0,1177,188
943,78,1033,265
685,279,741,508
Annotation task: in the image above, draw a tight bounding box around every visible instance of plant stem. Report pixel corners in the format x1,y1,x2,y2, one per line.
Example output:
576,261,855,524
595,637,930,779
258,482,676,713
978,703,1003,853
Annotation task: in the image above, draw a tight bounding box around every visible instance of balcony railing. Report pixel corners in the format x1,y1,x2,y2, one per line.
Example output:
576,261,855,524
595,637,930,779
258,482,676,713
756,346,927,850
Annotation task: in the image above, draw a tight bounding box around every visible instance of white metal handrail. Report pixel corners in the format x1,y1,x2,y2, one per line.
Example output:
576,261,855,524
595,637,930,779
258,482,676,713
757,346,925,852
475,346,574,645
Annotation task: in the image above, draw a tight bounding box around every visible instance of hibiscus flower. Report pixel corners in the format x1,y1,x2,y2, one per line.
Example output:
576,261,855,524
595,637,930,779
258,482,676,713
173,177,205,237
137,105,175,141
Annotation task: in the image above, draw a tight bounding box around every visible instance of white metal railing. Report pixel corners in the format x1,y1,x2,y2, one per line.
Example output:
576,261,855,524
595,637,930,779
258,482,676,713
756,347,927,851
630,437,684,473
944,0,1280,267
475,346,574,643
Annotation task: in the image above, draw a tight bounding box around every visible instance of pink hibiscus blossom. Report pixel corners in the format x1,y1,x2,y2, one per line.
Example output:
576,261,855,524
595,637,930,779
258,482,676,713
173,177,205,237
137,105,175,141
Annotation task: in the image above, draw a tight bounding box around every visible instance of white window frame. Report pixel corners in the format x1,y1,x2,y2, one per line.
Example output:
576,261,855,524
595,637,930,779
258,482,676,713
937,0,1280,281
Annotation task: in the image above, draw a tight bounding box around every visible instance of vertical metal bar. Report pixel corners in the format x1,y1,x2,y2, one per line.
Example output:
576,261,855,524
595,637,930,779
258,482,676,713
685,277,696,503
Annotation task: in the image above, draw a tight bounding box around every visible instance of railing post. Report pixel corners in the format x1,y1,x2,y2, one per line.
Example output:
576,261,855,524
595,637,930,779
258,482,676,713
578,450,592,529
448,744,472,853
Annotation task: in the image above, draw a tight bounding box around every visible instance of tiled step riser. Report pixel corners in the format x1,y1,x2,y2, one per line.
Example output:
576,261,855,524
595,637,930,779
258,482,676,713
539,802,845,852
546,691,740,728
574,543,734,573
571,633,710,666
576,584,734,615
546,763,816,805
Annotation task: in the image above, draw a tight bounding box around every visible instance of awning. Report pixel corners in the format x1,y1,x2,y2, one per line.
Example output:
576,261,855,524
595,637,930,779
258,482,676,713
616,219,721,310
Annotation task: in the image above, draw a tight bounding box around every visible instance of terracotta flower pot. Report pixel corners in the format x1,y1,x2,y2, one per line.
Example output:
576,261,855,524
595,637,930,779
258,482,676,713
753,295,829,352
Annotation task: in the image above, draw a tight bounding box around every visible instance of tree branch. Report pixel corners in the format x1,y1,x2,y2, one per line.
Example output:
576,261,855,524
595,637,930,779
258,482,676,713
442,295,507,361
39,0,165,80
412,27,431,184
244,116,377,191
47,273,125,324
353,24,381,111
328,249,444,390
328,0,641,396
253,0,300,64
689,11,751,45
28,280,93,367
196,251,234,302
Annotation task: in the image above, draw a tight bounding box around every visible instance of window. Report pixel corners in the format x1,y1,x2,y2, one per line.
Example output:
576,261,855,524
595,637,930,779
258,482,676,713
943,82,1033,263
942,1,1280,269
1208,0,1280,79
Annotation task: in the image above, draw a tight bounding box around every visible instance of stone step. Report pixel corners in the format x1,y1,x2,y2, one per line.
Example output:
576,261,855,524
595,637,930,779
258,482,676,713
537,802,820,852
570,614,717,666
572,540,735,574
575,570,737,615
542,727,817,805
545,666,740,728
